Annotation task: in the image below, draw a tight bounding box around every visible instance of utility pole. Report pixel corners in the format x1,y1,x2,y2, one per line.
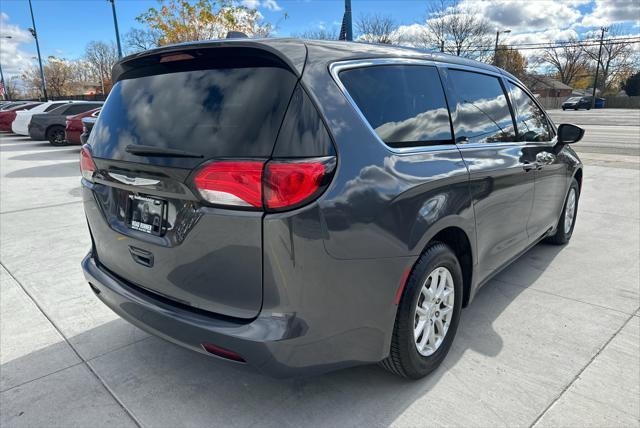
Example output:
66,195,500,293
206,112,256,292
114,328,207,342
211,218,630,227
108,0,123,58
591,26,608,110
440,40,445,53
494,29,511,68
28,0,47,101
339,0,353,41
0,62,7,101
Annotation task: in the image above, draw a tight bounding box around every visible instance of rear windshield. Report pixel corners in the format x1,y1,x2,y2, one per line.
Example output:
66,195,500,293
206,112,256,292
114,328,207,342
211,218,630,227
90,65,297,168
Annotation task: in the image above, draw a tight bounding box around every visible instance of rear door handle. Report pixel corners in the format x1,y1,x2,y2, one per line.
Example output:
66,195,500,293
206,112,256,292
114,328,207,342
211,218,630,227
523,162,539,171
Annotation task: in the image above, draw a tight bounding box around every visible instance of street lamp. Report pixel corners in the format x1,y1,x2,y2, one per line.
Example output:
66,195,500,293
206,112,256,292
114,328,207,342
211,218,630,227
107,0,123,58
0,35,11,101
28,0,47,101
494,29,511,68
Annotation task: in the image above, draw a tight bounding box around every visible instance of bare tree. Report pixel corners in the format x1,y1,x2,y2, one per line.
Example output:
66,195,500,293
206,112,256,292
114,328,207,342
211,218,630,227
298,28,339,40
84,41,119,94
22,57,79,97
125,28,161,53
582,26,638,93
418,0,493,61
356,14,397,44
538,38,588,85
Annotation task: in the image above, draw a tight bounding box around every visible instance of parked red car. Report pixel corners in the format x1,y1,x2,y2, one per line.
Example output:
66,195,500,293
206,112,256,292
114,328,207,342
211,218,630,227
65,107,100,144
0,102,42,132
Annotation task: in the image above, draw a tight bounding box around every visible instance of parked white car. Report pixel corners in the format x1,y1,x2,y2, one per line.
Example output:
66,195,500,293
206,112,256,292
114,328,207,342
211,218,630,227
11,100,81,135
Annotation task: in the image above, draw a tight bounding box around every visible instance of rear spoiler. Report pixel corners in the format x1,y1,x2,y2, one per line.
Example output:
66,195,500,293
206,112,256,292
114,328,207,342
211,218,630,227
111,39,307,82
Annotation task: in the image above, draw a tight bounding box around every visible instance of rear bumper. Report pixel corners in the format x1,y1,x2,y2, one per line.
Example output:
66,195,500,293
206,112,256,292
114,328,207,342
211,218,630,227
65,129,81,144
82,253,381,377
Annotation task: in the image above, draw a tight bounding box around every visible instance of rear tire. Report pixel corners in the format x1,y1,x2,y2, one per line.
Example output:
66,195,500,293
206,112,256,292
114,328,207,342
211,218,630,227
380,242,463,379
47,126,66,146
546,178,580,245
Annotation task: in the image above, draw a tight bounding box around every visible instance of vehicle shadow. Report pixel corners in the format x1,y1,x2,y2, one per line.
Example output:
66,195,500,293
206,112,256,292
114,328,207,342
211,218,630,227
5,162,80,178
9,147,80,162
1,244,565,427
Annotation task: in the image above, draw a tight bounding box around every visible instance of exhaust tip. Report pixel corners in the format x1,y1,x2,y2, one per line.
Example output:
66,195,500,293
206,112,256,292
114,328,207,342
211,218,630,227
201,342,245,363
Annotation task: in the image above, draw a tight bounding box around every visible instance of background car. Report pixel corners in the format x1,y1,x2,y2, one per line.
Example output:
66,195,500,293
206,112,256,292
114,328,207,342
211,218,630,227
0,102,42,132
66,107,100,144
0,101,30,111
28,101,103,145
79,116,97,144
11,100,82,136
562,96,605,110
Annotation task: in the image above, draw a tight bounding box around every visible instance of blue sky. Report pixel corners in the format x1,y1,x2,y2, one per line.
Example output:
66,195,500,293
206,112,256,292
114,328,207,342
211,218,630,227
0,0,638,77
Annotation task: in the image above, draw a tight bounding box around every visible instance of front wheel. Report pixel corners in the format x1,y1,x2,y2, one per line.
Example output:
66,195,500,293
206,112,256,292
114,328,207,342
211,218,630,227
546,178,580,245
380,242,463,379
47,126,67,146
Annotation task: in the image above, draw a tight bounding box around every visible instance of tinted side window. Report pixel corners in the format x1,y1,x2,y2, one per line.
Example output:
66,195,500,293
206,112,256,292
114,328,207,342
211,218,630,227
447,70,515,144
65,104,99,115
508,82,551,142
44,103,66,112
339,65,452,148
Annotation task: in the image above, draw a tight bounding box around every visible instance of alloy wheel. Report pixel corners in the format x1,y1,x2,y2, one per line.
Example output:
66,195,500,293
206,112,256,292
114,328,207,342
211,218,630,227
564,188,576,234
413,266,455,356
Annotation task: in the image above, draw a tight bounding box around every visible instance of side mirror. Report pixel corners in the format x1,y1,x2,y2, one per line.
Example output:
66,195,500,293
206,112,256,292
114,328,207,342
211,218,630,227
557,123,584,144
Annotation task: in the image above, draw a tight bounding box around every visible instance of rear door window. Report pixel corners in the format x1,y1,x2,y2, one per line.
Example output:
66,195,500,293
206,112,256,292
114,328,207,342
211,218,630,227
446,69,515,144
339,65,453,148
90,66,297,168
44,103,67,112
507,82,552,142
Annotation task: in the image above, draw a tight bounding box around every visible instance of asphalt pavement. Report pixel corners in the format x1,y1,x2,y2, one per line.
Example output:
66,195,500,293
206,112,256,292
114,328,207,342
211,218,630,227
1,110,639,427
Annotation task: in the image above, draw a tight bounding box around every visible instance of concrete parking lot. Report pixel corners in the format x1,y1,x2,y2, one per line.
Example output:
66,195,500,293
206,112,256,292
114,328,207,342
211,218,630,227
1,109,638,427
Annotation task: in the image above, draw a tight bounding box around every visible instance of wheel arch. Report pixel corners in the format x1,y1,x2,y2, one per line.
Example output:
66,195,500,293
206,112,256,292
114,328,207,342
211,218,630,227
573,167,583,193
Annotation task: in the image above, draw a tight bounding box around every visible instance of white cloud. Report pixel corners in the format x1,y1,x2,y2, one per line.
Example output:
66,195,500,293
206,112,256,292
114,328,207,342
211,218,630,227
0,13,35,77
581,0,640,27
241,0,281,11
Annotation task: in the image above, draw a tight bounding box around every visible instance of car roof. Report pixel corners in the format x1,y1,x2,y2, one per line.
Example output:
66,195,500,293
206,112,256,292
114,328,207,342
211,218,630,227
113,38,504,82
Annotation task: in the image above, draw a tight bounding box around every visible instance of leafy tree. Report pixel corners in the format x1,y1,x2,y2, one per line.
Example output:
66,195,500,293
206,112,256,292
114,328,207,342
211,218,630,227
494,45,527,79
136,0,272,45
356,14,397,44
622,71,640,96
22,57,79,98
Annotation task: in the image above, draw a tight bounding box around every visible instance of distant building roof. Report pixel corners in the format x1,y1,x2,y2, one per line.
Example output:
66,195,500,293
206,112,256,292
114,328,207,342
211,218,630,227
524,75,573,91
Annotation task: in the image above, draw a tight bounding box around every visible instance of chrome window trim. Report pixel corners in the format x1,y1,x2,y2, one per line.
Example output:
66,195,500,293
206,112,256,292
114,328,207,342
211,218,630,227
505,79,557,148
329,58,457,155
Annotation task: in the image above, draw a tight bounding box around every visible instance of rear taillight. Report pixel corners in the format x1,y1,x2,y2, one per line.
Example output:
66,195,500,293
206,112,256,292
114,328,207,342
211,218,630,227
264,160,328,209
192,157,335,211
194,161,264,207
80,146,96,182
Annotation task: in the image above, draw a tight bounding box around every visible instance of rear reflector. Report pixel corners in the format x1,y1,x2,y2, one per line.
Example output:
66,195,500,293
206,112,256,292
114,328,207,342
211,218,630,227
80,145,96,182
194,161,264,207
201,342,245,362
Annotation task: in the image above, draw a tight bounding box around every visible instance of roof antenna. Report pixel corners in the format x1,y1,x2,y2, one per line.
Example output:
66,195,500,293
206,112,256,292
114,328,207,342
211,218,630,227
226,31,248,39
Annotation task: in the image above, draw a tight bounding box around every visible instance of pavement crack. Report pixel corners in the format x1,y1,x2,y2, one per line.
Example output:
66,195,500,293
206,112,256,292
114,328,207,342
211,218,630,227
0,262,144,428
529,312,638,427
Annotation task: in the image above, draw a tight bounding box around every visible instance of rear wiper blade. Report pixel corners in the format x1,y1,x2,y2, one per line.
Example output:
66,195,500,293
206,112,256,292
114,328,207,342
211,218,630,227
125,145,204,158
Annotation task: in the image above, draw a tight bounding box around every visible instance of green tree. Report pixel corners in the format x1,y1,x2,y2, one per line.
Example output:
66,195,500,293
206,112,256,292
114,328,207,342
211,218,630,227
494,45,527,79
136,0,272,46
622,71,640,96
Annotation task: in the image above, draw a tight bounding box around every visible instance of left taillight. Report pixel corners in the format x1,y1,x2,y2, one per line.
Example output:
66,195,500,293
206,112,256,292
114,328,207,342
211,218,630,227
80,145,96,182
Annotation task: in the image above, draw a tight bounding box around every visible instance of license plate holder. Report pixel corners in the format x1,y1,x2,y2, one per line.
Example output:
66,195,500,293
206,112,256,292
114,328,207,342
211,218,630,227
127,194,167,236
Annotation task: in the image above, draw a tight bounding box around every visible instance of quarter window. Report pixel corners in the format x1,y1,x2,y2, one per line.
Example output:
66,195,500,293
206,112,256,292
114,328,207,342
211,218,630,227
508,82,552,142
447,69,515,144
339,65,453,148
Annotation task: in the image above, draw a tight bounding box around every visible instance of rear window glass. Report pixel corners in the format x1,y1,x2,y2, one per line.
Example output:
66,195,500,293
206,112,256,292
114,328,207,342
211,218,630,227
339,65,452,148
90,66,297,167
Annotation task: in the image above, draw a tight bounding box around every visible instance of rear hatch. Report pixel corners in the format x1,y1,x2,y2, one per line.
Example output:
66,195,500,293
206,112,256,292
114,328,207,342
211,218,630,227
83,47,300,319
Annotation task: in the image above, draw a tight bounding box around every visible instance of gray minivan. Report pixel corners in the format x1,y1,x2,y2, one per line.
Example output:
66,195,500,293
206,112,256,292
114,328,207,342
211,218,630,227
81,39,583,378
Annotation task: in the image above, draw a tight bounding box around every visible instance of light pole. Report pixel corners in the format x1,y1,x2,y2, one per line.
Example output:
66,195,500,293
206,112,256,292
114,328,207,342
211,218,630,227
0,36,11,101
107,0,123,58
28,0,47,101
591,26,608,110
494,29,511,68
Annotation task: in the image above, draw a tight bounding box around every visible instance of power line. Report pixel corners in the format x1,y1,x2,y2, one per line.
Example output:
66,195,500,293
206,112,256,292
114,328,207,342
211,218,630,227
446,38,640,53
